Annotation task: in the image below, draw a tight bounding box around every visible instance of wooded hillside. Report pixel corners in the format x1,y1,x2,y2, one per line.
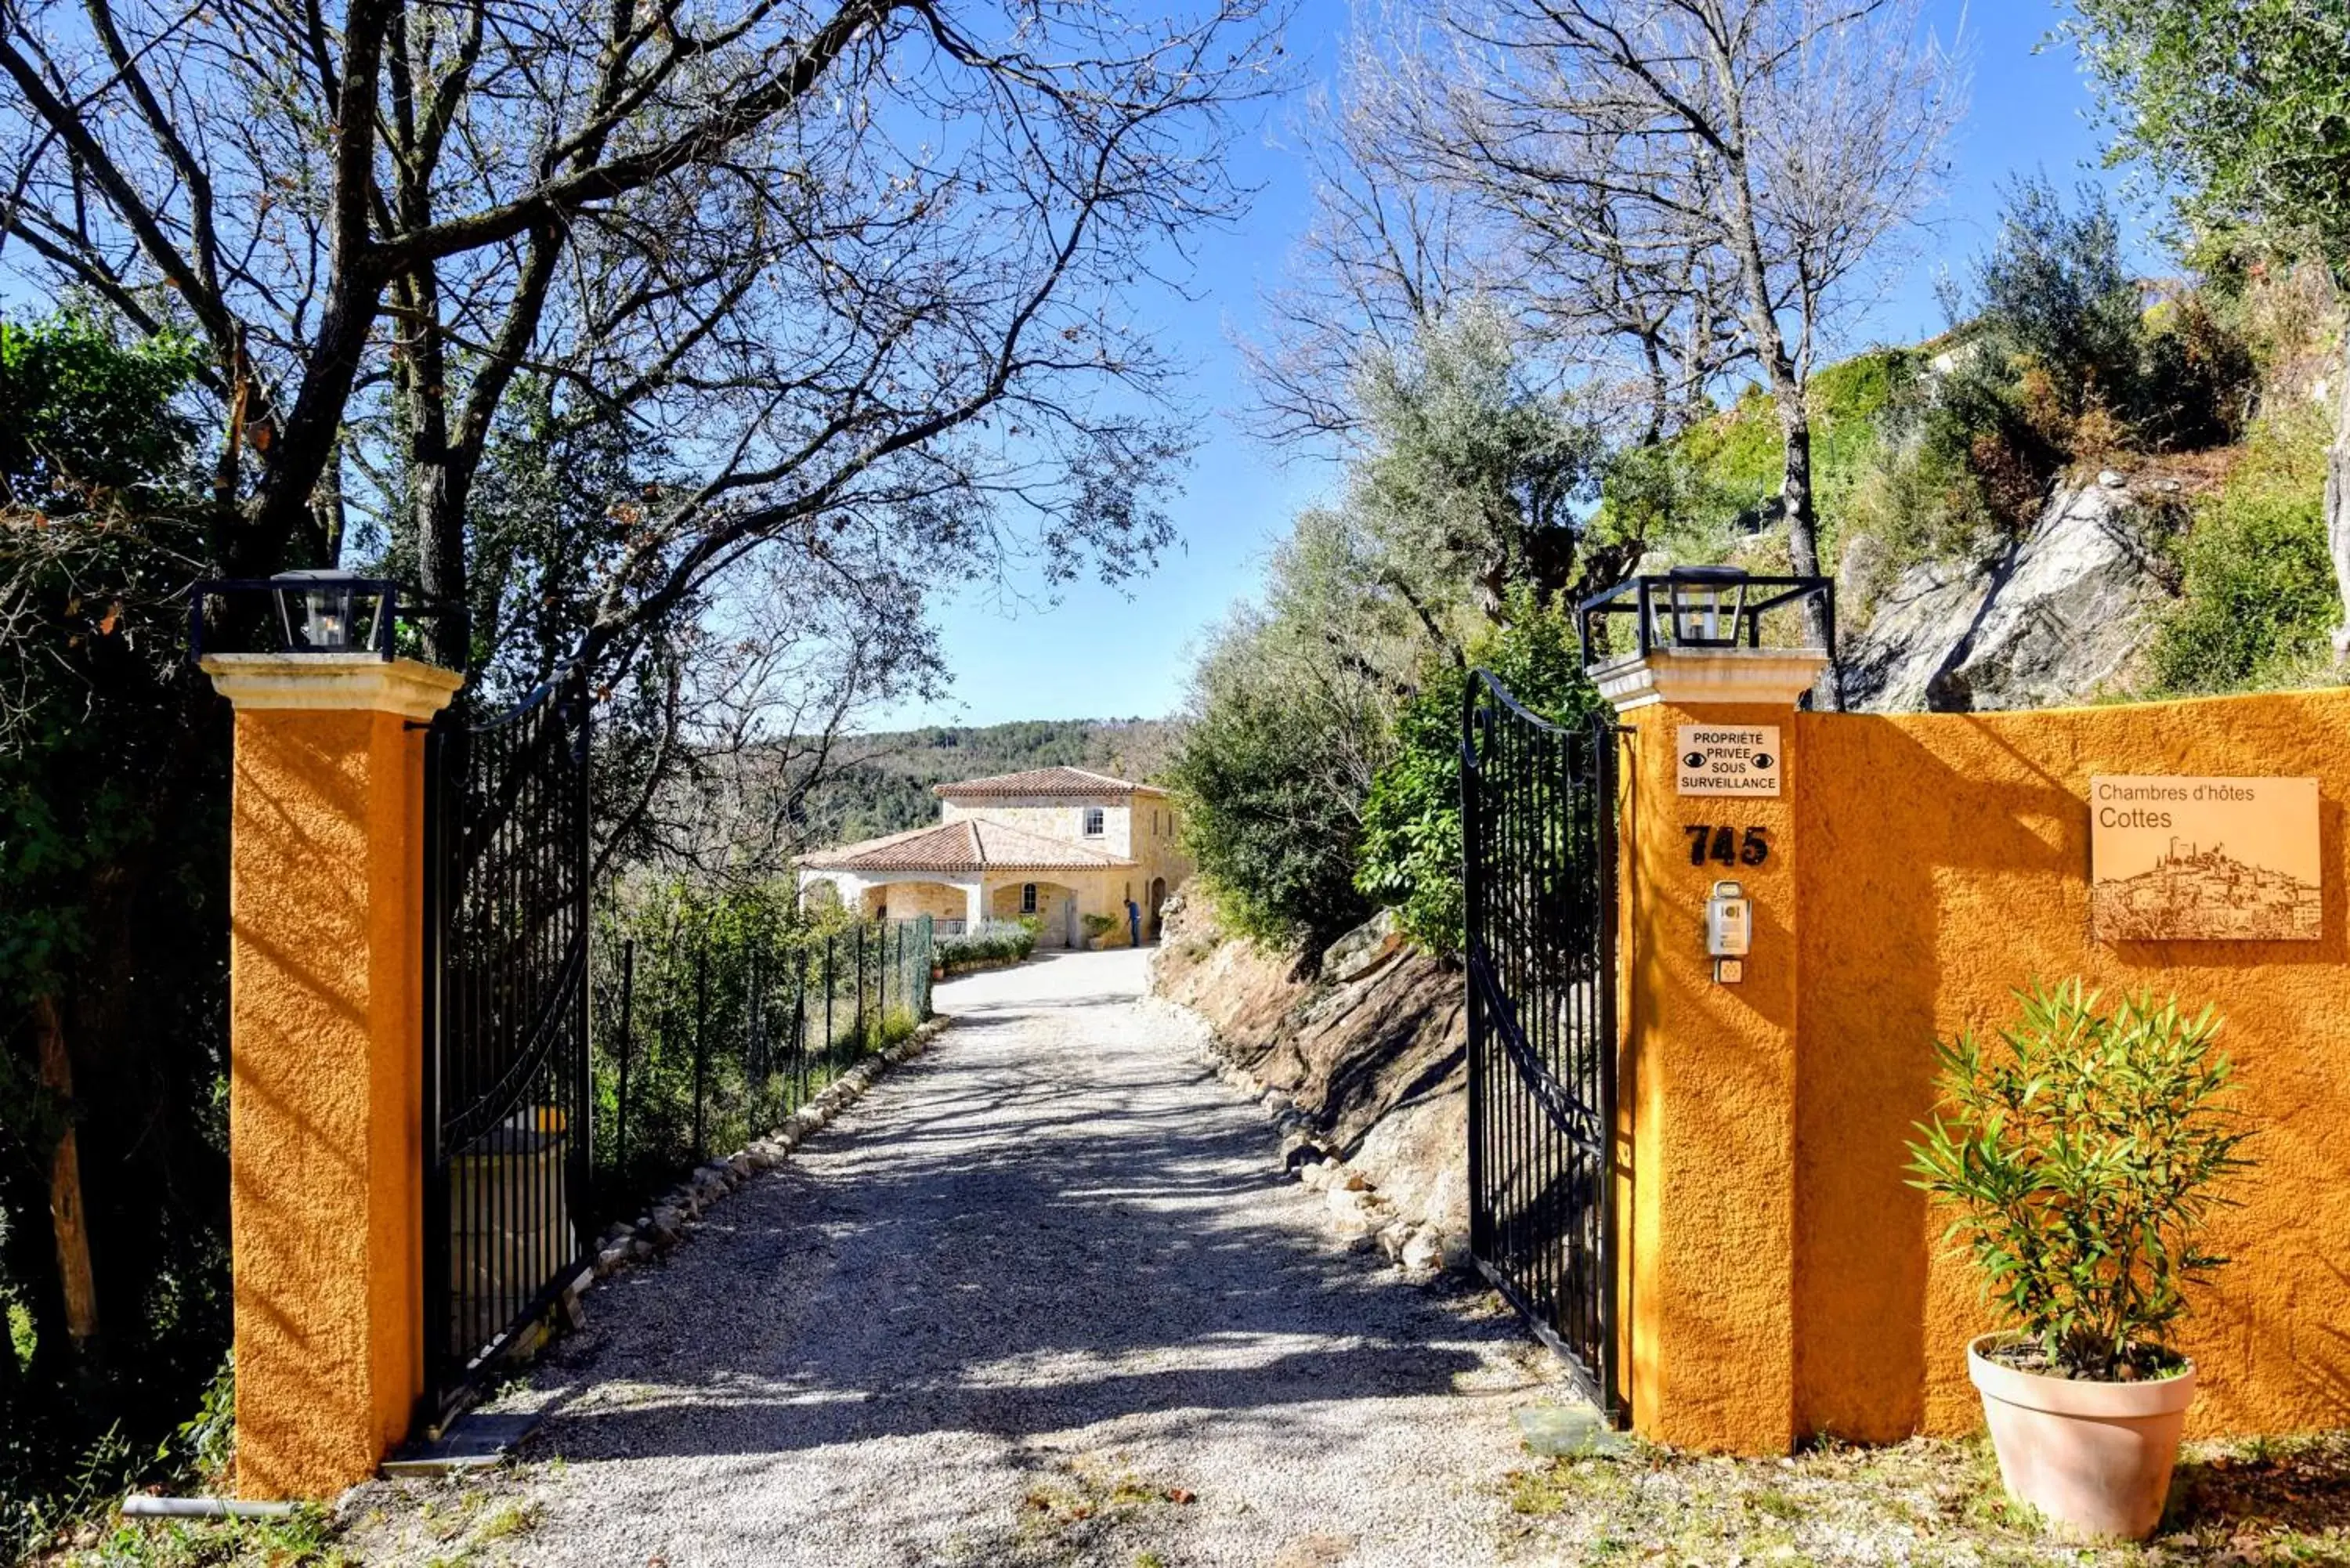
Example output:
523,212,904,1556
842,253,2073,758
801,719,1182,845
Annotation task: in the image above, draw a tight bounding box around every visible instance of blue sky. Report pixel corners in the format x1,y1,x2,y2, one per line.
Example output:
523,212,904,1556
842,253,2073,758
874,0,2158,732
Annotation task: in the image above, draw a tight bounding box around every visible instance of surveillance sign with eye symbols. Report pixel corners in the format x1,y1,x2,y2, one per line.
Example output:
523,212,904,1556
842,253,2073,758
1676,725,1781,797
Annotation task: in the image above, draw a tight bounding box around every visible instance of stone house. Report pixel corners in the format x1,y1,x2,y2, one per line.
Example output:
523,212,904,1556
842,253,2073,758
796,766,1191,948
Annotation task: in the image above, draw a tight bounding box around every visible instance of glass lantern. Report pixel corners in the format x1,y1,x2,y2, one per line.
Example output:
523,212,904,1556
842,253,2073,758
271,570,392,654
1664,565,1750,649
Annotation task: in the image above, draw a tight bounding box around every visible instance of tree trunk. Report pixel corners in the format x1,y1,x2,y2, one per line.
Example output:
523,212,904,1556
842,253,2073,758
403,271,474,674
2329,331,2350,660
31,995,99,1357
1771,377,1839,693
241,0,395,572
1708,52,1841,710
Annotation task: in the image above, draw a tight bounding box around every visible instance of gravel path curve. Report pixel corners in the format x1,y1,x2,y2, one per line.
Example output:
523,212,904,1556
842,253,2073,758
352,949,1567,1568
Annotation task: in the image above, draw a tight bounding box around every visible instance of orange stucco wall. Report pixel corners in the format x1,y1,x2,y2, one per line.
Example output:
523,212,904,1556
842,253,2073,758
1792,688,2350,1444
1623,685,2350,1451
228,706,426,1496
1622,699,1806,1451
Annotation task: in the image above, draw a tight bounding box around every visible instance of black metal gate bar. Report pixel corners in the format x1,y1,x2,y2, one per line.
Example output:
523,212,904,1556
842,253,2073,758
421,666,593,1430
1461,670,1623,1421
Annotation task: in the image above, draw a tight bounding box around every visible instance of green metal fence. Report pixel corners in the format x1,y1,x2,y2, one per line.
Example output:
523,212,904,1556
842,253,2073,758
591,916,931,1216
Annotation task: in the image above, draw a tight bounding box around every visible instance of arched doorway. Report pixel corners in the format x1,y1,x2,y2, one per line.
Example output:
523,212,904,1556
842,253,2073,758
990,880,1081,948
863,880,970,930
1148,876,1167,940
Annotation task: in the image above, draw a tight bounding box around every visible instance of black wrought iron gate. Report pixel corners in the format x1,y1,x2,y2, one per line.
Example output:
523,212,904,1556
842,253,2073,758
1461,670,1624,1421
421,667,593,1428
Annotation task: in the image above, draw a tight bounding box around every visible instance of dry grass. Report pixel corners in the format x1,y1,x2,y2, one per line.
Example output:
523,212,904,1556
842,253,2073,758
1495,1432,2350,1566
52,1430,2350,1566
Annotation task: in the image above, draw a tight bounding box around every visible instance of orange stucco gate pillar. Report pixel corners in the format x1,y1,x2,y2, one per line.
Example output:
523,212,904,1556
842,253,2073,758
1594,641,1827,1453
199,652,464,1498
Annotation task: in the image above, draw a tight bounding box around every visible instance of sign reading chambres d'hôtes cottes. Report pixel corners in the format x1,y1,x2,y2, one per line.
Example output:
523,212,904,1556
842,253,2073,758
2089,775,2320,941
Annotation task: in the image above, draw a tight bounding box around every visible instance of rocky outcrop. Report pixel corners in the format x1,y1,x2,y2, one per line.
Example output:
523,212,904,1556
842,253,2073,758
1150,899,1466,1239
1842,473,2178,712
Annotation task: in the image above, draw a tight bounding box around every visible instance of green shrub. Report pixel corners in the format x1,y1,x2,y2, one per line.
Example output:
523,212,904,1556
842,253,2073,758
1605,349,1918,558
1,313,236,1562
1959,178,2254,461
1355,590,1602,955
2146,410,2337,694
2138,291,2258,450
1167,612,1385,955
1907,980,2252,1380
935,919,1035,969
1841,403,2005,576
1080,912,1117,941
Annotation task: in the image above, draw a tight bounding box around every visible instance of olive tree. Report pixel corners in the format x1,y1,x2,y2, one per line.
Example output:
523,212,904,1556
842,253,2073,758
1173,307,1613,956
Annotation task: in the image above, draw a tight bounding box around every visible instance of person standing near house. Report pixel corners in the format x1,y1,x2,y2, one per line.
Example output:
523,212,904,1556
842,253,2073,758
1126,896,1141,948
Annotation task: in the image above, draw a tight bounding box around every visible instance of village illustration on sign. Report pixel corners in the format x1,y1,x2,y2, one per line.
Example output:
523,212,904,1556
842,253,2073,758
2089,775,2322,941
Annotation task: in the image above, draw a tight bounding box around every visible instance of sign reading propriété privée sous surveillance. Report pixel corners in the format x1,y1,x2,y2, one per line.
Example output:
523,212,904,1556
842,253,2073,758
1676,725,1781,797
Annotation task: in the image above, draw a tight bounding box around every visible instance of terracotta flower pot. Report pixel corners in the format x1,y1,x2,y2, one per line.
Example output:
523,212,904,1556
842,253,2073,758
1968,1332,2196,1541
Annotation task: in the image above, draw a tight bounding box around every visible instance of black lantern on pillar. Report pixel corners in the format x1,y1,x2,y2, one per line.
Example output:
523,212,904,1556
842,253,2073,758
1662,565,1750,649
189,573,426,662
273,570,392,653
1578,567,1836,663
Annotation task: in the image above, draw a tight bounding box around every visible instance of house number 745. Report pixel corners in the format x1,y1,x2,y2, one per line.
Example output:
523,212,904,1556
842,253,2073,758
1685,825,1770,866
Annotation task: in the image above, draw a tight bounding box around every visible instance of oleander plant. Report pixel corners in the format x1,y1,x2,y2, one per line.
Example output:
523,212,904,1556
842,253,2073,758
1907,979,2254,1381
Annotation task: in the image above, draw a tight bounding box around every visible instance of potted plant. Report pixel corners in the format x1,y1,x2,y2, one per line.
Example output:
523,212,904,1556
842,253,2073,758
1908,979,2251,1541
1080,912,1118,951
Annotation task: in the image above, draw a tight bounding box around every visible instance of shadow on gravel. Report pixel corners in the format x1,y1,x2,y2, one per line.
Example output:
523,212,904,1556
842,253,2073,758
510,988,1513,1466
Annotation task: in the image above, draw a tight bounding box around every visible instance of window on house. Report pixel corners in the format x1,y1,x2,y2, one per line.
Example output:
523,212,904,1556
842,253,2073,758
1021,883,1038,913
1083,807,1104,836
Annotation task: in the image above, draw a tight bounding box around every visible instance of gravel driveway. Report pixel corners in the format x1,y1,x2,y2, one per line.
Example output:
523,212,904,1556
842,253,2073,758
350,948,1567,1568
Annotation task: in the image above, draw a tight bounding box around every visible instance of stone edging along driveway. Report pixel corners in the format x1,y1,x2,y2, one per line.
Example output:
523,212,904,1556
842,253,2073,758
566,999,1460,1305
575,1013,955,1293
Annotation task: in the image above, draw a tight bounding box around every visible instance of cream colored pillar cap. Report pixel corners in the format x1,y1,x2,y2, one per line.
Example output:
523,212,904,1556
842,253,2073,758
1589,647,1831,712
199,653,464,722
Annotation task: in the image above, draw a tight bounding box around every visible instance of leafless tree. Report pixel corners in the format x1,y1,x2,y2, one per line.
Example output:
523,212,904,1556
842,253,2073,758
1239,27,1490,445
611,537,949,881
1366,0,1961,695
1,0,1280,675
1248,2,1755,453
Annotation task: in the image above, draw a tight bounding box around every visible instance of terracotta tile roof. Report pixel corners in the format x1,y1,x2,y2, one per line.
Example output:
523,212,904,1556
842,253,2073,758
800,820,978,872
801,817,1133,873
932,765,1167,800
